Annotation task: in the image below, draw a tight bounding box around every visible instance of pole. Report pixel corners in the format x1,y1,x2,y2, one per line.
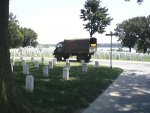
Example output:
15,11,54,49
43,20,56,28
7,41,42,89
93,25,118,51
106,31,117,69
110,31,112,69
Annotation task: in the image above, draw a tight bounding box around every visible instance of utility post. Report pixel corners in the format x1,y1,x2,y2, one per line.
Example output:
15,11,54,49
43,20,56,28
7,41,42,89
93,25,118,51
106,31,118,69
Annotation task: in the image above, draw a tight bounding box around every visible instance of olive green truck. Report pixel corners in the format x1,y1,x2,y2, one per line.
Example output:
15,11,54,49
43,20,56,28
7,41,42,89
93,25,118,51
53,37,97,62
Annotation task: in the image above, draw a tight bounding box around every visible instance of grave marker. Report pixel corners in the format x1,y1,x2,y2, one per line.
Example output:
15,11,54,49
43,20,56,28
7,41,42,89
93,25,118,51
81,60,85,65
53,58,57,64
66,59,69,63
63,68,69,80
41,57,45,64
22,60,26,66
95,61,99,68
49,61,53,69
43,66,49,77
65,62,71,70
31,57,34,62
82,63,87,72
26,75,34,93
35,61,39,68
23,64,29,75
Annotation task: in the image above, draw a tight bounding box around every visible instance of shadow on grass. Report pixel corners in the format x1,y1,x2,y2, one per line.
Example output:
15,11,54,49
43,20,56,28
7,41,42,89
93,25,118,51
12,61,123,113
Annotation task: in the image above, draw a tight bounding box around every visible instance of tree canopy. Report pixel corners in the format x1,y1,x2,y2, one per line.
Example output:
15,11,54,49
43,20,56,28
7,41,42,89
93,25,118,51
9,13,38,48
125,0,143,4
9,13,24,48
21,27,38,47
115,16,150,53
80,0,112,37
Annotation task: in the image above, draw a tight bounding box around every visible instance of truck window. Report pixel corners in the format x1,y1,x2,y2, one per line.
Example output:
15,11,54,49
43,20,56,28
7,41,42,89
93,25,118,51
56,43,62,48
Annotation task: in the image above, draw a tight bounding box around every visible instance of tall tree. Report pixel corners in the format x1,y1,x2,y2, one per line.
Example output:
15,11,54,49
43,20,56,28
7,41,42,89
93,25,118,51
9,13,24,48
125,0,143,4
80,0,112,37
0,1,28,113
115,16,150,53
21,27,38,47
115,20,138,52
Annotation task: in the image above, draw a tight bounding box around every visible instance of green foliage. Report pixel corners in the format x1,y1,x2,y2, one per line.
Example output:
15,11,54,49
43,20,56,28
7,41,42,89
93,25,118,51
115,16,150,53
9,13,24,48
125,0,143,4
8,12,38,48
21,27,38,47
13,61,122,113
80,0,112,37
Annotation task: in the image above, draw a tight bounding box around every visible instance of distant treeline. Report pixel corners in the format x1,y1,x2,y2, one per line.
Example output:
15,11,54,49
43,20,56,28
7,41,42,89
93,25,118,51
39,43,122,48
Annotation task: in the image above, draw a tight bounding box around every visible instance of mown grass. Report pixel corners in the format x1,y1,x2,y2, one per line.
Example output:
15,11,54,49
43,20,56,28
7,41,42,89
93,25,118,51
13,61,123,113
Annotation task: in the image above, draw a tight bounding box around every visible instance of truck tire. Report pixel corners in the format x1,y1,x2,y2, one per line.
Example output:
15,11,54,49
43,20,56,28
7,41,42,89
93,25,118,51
85,55,91,62
63,54,69,60
77,54,85,62
55,54,62,61
77,54,91,62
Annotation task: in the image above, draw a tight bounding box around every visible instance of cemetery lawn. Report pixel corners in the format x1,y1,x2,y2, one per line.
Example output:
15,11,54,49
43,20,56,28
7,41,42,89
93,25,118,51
13,61,123,113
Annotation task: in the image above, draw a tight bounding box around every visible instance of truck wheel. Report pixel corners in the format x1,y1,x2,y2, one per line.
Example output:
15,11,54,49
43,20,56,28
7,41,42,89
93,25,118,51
77,55,81,62
85,55,91,62
77,54,85,62
63,54,69,60
55,55,62,61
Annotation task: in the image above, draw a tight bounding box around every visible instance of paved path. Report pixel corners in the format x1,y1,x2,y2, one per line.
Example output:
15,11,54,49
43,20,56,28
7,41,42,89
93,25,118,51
82,59,150,113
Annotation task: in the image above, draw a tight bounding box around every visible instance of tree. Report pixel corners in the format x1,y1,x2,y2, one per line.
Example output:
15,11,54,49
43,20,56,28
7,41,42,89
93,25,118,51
21,27,38,47
0,1,28,113
115,16,150,53
115,19,138,52
9,13,24,48
8,13,38,48
80,0,112,37
125,0,143,4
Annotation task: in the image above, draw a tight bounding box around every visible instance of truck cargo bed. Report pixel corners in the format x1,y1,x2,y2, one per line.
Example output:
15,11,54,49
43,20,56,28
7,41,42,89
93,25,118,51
63,38,90,53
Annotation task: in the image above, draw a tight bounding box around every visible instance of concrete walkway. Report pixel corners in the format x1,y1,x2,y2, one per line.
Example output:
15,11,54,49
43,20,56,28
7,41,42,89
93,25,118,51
82,60,150,113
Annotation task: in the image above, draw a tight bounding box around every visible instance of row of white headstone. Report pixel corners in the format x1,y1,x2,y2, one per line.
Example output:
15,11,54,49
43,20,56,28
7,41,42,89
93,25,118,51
10,57,57,93
94,52,145,61
62,60,100,80
11,57,100,93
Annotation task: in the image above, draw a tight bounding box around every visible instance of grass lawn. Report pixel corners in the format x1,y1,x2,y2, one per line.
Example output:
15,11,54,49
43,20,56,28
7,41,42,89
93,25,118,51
13,61,123,113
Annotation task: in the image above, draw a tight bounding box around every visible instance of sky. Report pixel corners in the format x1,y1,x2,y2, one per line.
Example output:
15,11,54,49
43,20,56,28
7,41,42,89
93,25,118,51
9,0,150,44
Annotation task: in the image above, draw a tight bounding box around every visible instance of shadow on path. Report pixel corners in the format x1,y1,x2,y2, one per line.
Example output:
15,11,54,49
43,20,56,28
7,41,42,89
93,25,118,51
82,70,150,113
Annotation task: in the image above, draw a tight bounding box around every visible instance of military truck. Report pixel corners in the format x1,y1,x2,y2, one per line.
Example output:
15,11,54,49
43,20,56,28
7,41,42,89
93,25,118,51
53,37,97,62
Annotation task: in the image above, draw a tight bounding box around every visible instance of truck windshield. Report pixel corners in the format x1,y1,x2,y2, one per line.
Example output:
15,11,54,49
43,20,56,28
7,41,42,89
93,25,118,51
56,43,62,48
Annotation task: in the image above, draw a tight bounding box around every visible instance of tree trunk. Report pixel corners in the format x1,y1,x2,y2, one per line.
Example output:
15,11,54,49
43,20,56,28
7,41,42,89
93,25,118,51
0,1,28,113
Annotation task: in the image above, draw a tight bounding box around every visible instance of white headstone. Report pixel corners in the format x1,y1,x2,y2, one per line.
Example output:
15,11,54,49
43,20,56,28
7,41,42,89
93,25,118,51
118,53,121,60
41,57,45,64
66,59,69,63
95,61,99,68
10,57,15,66
43,66,49,77
23,64,29,74
31,57,34,62
81,60,85,65
82,63,87,72
141,54,144,61
49,61,53,69
35,61,39,68
22,60,26,66
63,68,69,80
53,58,57,64
11,63,13,72
65,62,71,70
26,75,34,93
20,56,23,61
